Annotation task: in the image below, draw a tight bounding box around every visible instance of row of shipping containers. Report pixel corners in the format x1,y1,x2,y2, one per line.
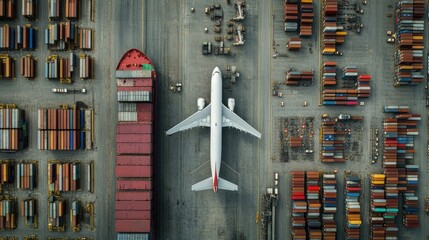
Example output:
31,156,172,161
394,0,425,86
48,161,80,192
115,59,155,237
45,53,93,81
322,62,372,106
0,107,27,151
37,108,93,150
0,24,36,50
49,0,80,20
283,0,314,36
20,54,35,78
322,173,337,240
0,196,38,230
285,70,314,86
45,22,93,51
344,174,362,240
1,160,36,191
0,0,85,20
290,171,337,240
0,55,35,79
322,0,347,54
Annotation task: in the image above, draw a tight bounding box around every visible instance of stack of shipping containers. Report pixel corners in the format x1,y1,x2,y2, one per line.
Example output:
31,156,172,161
15,161,36,190
20,55,36,79
322,172,337,240
322,0,347,54
285,70,314,86
0,0,16,19
322,63,372,106
344,174,362,239
0,24,36,50
21,0,36,19
0,54,15,79
0,106,27,151
48,161,81,192
291,171,306,240
322,61,336,86
115,49,155,238
306,171,322,239
0,196,17,229
394,0,425,85
321,119,345,163
284,0,298,32
299,0,313,37
21,198,37,228
37,108,93,150
287,37,302,51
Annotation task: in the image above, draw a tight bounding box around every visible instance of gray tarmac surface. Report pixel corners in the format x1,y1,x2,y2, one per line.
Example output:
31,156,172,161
1,0,428,239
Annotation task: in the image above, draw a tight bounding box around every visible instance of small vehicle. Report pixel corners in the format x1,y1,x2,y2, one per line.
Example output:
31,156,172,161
303,101,307,107
338,114,351,120
322,114,329,118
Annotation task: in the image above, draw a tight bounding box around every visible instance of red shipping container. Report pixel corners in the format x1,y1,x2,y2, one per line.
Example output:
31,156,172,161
116,123,152,134
116,133,151,143
137,103,153,112
115,210,151,220
138,111,153,122
116,143,152,154
116,166,152,177
115,200,151,211
117,86,152,92
117,180,152,190
116,191,152,201
116,155,152,166
115,219,151,233
134,78,153,87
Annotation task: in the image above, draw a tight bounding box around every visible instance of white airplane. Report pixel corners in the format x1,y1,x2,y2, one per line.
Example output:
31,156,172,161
233,29,245,46
233,1,245,21
166,67,261,192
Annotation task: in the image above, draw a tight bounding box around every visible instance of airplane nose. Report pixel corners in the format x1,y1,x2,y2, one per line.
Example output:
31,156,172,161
213,66,220,74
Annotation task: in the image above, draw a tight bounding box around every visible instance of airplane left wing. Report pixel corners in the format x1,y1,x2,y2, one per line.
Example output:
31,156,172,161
166,104,211,135
222,104,261,138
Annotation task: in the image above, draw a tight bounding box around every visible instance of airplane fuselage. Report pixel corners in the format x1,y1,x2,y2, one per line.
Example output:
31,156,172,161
210,67,222,192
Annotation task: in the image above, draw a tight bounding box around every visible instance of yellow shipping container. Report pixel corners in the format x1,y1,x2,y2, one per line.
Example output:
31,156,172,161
372,174,385,179
412,35,423,40
336,31,348,36
301,0,313,3
322,48,336,54
349,220,362,225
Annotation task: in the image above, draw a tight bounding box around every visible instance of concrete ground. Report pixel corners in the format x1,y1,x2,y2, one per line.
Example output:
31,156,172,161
1,0,428,239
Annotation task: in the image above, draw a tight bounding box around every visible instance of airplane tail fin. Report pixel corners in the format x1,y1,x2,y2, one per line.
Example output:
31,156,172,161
218,177,238,191
191,177,213,191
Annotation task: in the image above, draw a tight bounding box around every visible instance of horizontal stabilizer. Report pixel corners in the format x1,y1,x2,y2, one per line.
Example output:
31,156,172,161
218,177,238,191
191,177,212,191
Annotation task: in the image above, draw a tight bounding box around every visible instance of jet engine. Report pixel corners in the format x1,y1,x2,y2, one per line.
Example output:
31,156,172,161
197,98,205,111
228,98,235,112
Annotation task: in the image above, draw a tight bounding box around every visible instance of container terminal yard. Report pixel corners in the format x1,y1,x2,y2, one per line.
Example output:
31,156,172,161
0,0,429,240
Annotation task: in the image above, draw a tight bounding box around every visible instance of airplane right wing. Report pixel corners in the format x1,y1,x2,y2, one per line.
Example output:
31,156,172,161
166,104,211,135
222,104,261,138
